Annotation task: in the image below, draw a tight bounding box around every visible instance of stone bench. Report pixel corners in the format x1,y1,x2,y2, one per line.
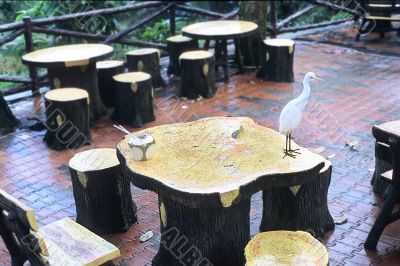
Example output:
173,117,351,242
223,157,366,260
0,188,120,265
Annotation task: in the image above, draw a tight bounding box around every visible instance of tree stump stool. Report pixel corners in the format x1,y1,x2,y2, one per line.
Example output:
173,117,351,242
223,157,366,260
43,88,91,150
96,60,125,108
126,48,165,89
245,231,329,265
69,148,137,234
260,160,335,239
112,72,155,128
257,39,295,82
370,122,400,198
0,93,18,134
166,34,199,76
179,50,216,99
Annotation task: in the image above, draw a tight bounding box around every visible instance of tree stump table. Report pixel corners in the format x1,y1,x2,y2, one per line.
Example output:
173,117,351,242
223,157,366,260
244,231,329,266
260,160,335,238
257,39,295,82
116,117,326,266
96,60,125,108
179,50,216,99
126,48,165,89
112,72,155,128
370,121,400,197
69,148,137,235
182,20,259,82
43,88,91,150
22,44,113,121
166,34,199,76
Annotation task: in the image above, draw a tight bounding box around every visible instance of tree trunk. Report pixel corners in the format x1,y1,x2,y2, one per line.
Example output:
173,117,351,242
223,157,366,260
96,60,125,108
43,88,91,150
260,161,335,239
166,35,199,76
112,72,155,128
0,93,18,134
371,142,392,197
126,48,165,89
151,195,249,266
180,51,216,99
257,39,295,82
238,1,269,67
69,148,137,235
47,62,107,122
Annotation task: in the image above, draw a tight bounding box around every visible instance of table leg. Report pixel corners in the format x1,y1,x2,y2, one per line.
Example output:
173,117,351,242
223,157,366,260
260,163,334,239
204,40,210,51
152,195,250,266
47,62,107,122
234,38,245,74
221,40,229,83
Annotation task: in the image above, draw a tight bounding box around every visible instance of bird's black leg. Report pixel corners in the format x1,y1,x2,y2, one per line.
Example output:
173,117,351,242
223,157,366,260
288,133,301,154
283,134,295,158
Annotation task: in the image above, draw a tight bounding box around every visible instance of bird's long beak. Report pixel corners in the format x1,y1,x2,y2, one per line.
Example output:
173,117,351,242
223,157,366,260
314,76,324,81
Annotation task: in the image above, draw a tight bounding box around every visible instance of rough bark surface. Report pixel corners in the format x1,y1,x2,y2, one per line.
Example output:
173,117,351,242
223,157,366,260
180,56,216,99
371,142,392,197
0,93,18,135
167,39,198,76
260,164,335,239
238,1,269,66
97,63,125,107
47,63,107,121
152,196,250,266
70,164,137,235
257,42,295,82
112,77,155,128
126,52,165,88
43,97,91,150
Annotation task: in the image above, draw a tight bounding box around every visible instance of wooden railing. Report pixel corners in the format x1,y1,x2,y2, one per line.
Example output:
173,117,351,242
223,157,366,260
0,0,357,97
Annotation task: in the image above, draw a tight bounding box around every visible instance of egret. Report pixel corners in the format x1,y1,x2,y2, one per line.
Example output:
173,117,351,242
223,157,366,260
279,72,323,158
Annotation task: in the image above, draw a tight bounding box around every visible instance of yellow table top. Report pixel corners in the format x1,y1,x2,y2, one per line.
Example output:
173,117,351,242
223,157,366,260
22,44,113,67
182,20,258,40
117,117,325,198
245,231,329,266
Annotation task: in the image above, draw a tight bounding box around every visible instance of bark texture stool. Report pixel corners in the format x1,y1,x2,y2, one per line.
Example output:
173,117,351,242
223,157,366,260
370,122,400,197
112,72,155,128
69,148,137,234
245,231,329,266
257,39,295,82
43,88,91,150
96,60,125,108
166,34,199,76
179,50,216,99
260,160,334,238
126,48,165,89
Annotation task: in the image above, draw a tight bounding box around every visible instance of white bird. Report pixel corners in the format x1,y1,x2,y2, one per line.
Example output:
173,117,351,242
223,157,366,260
279,72,323,158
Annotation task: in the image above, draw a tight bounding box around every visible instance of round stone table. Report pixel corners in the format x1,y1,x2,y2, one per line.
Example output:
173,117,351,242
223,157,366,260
182,20,258,82
22,44,113,121
117,117,327,266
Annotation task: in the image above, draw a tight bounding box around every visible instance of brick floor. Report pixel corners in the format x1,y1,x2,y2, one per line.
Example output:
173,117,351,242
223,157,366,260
2,30,400,265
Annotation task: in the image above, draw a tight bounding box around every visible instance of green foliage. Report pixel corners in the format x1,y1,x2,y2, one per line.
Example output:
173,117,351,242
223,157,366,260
137,20,169,43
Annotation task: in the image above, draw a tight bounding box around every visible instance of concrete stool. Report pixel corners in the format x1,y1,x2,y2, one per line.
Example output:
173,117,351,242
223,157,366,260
126,48,165,88
69,148,137,234
96,60,125,108
257,39,295,82
43,88,91,150
167,34,198,76
245,231,329,265
179,50,216,99
112,72,155,128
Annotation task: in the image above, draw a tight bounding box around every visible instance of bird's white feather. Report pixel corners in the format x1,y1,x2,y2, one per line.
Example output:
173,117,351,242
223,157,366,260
279,72,314,136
